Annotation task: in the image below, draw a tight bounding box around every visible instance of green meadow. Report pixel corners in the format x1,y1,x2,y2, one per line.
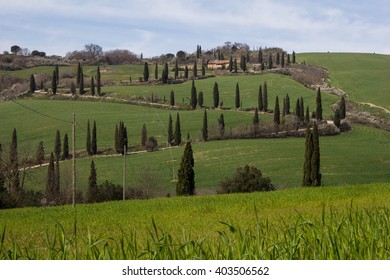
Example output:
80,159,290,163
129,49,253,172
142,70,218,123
0,183,389,259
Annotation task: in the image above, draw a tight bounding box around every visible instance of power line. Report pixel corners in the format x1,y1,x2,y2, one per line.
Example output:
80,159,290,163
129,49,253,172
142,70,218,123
10,99,73,124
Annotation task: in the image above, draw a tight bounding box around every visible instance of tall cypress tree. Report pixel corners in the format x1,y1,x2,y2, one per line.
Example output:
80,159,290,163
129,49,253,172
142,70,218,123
55,156,60,197
285,94,290,115
46,152,55,200
310,122,321,186
54,130,61,160
274,96,280,125
292,51,296,64
79,68,84,94
174,113,182,146
229,56,233,72
90,76,95,96
92,121,97,155
77,62,81,86
162,63,169,83
300,97,305,122
115,124,119,153
201,60,206,76
190,80,197,109
63,133,69,160
168,114,174,146
234,58,238,73
96,66,101,96
305,106,310,125
9,128,19,194
276,52,280,65
316,87,323,121
29,74,36,93
213,82,219,108
281,52,285,68
263,81,268,112
184,65,189,79
51,70,57,94
268,54,273,69
143,62,149,82
170,90,175,107
36,141,45,165
176,141,195,196
240,55,247,72
86,120,92,155
202,110,208,141
193,61,197,78
340,96,346,119
302,126,313,186
55,65,59,85
258,48,263,64
141,124,147,147
295,98,301,121
198,91,204,108
235,82,240,109
86,160,97,203
258,84,263,111
218,113,225,137
174,60,179,79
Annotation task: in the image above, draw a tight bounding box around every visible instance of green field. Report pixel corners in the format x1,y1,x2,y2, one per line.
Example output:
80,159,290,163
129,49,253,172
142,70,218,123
1,183,389,259
298,53,390,111
25,125,390,194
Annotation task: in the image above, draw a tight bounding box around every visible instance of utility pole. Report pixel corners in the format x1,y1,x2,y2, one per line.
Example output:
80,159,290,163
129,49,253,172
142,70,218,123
123,145,126,201
72,113,76,208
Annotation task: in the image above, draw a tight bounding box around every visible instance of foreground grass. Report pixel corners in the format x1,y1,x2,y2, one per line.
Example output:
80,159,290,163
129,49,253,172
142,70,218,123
0,183,389,259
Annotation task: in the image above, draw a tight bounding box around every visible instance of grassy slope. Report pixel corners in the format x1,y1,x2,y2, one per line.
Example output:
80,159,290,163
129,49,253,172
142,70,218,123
298,53,390,110
26,125,390,193
1,183,389,258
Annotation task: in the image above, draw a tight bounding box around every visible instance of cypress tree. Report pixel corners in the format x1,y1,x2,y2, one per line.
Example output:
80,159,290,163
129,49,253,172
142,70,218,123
258,84,263,111
170,90,175,107
201,60,206,76
213,82,219,108
295,99,301,121
240,55,247,72
218,114,225,137
46,152,55,200
168,114,174,146
115,124,119,153
176,141,195,196
258,48,263,64
302,126,313,186
274,96,280,125
90,76,95,96
276,52,280,65
316,87,323,121
174,113,182,146
79,68,84,94
96,66,101,96
54,130,61,160
202,110,208,141
55,156,60,196
51,70,57,94
141,124,147,147
55,65,59,85
174,60,179,79
193,61,197,78
340,96,346,119
305,106,310,125
155,63,158,80
63,133,69,160
310,122,321,186
229,56,233,72
162,63,169,83
143,62,149,82
292,51,296,64
235,82,240,109
286,94,290,115
281,52,285,68
36,141,45,165
77,62,81,86
268,54,273,69
190,80,197,109
253,107,259,126
70,81,76,95
86,120,92,155
10,128,20,194
29,74,36,93
334,109,341,128
184,65,189,79
300,97,305,122
86,160,97,203
121,122,128,154
282,97,286,117
263,81,268,112
234,58,238,73
198,91,204,108
287,53,291,65
92,121,97,155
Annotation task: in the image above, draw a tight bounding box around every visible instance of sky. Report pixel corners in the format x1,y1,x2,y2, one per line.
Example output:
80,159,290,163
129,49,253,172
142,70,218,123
1,0,390,57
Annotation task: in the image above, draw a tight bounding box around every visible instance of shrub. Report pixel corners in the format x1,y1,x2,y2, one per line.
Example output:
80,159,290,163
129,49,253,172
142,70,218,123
219,165,275,194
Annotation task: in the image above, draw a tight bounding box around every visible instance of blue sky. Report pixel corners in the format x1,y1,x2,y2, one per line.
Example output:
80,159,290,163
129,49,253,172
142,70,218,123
1,0,389,56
